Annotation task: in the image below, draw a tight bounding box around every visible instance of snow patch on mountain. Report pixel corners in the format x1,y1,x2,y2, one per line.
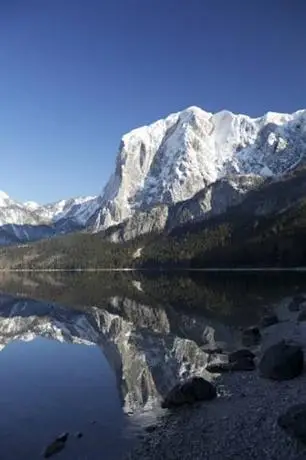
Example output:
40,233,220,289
92,106,306,231
1,105,306,244
0,191,10,207
0,193,99,231
24,201,40,211
39,195,99,224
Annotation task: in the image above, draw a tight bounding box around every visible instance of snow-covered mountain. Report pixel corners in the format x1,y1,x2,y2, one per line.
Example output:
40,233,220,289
0,193,100,244
91,106,306,232
2,106,306,245
0,194,99,226
101,174,264,242
35,195,100,224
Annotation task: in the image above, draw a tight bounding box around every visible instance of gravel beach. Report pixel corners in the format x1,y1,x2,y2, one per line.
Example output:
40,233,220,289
125,297,306,460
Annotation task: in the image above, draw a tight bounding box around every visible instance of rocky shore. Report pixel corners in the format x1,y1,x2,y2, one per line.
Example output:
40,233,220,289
125,295,306,460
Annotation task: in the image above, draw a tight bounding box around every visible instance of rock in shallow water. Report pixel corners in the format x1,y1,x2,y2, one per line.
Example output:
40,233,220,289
43,432,69,458
161,377,216,409
43,433,69,458
56,433,69,443
278,404,306,444
44,441,65,458
259,340,304,380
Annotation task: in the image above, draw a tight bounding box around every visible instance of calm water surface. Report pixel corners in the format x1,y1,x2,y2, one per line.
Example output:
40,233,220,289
0,270,305,459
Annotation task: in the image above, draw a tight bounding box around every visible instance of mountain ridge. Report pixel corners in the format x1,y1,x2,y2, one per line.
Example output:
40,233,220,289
1,106,306,245
90,106,306,232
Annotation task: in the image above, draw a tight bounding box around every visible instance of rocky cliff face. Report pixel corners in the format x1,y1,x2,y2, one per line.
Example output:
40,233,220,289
102,174,264,242
92,107,306,233
2,106,306,245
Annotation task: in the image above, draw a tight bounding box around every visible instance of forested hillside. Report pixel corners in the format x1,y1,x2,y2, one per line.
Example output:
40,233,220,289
1,168,306,269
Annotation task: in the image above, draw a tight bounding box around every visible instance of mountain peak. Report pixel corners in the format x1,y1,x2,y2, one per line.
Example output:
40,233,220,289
24,201,40,211
0,191,10,207
92,106,306,231
1,106,306,245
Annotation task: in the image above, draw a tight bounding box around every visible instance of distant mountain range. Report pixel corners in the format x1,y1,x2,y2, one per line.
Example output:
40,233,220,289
0,192,100,244
1,106,306,256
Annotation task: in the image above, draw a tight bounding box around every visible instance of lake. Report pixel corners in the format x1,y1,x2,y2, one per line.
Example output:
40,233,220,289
0,270,305,459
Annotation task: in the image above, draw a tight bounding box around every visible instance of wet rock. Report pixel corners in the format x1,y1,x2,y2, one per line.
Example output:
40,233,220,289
44,433,69,458
161,377,216,409
228,349,255,363
56,433,69,443
260,314,278,328
44,441,65,458
278,404,306,444
242,326,261,346
206,358,255,373
259,340,304,380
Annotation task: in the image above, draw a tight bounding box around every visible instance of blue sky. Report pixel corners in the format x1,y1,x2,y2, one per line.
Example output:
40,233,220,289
0,0,305,204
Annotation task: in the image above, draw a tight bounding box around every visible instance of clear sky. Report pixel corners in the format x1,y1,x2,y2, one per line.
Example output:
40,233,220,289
0,0,305,204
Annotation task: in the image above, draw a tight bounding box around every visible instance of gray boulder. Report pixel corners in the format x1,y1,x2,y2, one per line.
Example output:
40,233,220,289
259,341,304,380
278,404,306,444
161,377,216,409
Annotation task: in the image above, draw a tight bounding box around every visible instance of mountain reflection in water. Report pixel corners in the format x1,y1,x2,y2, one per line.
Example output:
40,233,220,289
0,270,304,459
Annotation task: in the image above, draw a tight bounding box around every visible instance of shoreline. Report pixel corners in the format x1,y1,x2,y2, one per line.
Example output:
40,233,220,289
126,371,306,460
125,296,306,460
0,267,306,272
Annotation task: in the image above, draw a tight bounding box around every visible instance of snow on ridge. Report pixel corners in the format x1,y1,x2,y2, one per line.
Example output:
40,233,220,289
0,191,10,207
1,105,306,236
93,105,306,231
24,201,40,210
0,193,99,229
40,195,99,223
